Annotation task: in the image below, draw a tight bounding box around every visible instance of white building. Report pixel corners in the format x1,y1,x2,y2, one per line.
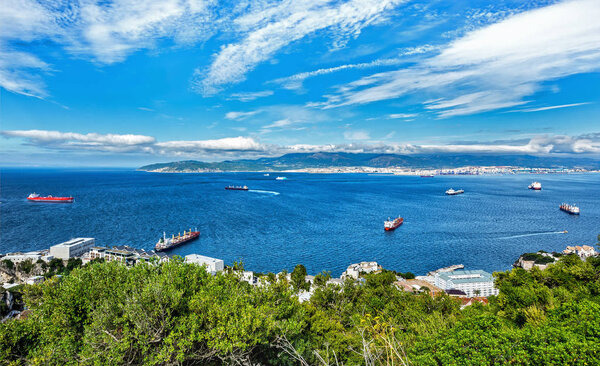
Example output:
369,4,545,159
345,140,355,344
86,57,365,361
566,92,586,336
185,254,224,275
50,238,95,260
434,270,499,297
341,261,380,280
2,252,42,264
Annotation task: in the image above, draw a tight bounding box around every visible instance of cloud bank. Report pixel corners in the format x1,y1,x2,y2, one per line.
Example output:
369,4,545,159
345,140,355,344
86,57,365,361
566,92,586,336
3,129,600,159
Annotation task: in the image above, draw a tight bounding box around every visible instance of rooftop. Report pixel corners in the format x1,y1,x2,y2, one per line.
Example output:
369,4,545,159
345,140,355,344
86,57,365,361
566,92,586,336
437,269,493,284
53,238,94,248
185,254,222,263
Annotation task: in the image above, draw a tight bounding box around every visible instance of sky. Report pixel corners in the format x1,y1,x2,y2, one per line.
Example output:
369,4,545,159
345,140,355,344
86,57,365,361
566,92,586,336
0,0,599,167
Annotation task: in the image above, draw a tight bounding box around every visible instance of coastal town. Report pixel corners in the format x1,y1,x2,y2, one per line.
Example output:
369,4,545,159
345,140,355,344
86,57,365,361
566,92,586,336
2,236,597,322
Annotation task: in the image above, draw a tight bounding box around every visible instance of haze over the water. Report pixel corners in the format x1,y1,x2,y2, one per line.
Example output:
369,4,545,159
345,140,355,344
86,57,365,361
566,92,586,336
0,0,599,166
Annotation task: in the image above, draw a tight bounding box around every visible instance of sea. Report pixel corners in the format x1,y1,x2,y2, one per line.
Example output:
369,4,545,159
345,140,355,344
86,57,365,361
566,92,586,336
1,169,599,277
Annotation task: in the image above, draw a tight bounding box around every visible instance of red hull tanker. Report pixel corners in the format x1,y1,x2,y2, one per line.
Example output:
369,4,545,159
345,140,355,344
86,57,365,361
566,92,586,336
27,193,73,203
384,216,404,231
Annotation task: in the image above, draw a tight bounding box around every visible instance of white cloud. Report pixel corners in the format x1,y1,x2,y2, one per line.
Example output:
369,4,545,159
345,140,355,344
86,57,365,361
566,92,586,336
194,0,405,95
344,130,370,140
228,90,274,102
388,113,417,119
316,0,600,117
1,129,266,155
512,102,592,113
271,44,437,90
3,129,600,157
225,110,259,120
263,119,293,129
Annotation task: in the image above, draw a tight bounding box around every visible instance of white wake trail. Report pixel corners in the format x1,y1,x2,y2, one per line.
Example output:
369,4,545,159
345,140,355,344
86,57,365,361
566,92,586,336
248,190,280,196
498,231,567,240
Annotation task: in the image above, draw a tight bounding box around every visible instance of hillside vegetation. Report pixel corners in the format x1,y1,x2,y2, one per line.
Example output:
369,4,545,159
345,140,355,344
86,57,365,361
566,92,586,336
2,250,600,365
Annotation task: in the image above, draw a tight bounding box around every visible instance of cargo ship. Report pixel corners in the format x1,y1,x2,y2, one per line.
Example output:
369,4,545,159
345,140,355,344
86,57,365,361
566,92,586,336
155,229,200,251
445,188,464,195
384,216,404,231
559,203,580,215
420,175,434,178
27,193,74,203
225,185,248,191
528,182,542,190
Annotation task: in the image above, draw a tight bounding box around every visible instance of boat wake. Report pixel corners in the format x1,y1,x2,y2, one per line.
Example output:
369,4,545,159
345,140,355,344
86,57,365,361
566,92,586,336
498,231,567,240
248,190,280,196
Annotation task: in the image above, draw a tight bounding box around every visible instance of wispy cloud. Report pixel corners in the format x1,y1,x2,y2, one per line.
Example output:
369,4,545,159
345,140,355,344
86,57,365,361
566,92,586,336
194,0,406,95
227,90,274,102
344,130,371,140
314,0,600,117
271,45,437,90
510,102,592,113
225,110,259,120
388,113,418,119
138,107,155,112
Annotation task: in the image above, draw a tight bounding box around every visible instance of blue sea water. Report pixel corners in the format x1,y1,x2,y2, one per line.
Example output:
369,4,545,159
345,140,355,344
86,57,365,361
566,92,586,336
1,169,599,277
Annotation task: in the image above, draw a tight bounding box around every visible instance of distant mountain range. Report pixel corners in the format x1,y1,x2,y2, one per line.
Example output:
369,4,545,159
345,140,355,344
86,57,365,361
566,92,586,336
138,153,600,172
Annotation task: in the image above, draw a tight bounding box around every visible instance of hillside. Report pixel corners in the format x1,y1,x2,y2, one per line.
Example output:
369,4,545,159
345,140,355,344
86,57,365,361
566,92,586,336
139,152,600,172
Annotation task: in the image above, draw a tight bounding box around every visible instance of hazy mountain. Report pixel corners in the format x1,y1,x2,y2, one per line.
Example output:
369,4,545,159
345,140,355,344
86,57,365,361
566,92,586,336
138,153,600,172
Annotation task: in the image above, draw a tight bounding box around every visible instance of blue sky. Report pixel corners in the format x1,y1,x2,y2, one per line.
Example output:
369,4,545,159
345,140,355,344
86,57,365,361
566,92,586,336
0,0,599,166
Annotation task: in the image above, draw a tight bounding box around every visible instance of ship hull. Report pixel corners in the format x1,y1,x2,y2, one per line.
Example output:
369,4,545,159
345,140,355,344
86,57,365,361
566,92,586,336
560,207,580,215
27,197,73,203
155,232,200,252
225,187,248,191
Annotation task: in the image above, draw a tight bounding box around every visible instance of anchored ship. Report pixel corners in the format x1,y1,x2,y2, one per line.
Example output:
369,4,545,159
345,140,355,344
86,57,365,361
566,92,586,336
27,193,73,203
559,203,580,215
528,182,542,190
155,229,200,251
225,185,248,191
420,175,434,178
445,188,464,195
384,216,404,231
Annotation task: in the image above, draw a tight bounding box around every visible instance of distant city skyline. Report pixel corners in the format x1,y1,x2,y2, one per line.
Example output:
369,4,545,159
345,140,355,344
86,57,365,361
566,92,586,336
1,0,599,166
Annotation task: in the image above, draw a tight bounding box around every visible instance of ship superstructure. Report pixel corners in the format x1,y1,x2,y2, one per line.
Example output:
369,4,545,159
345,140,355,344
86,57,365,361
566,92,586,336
528,182,542,190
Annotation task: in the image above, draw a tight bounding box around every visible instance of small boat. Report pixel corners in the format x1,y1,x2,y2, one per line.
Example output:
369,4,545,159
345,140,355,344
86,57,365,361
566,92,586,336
27,193,74,203
559,203,580,215
528,182,542,190
264,173,270,176
225,185,248,191
275,176,287,180
445,188,464,195
155,229,200,252
384,216,404,231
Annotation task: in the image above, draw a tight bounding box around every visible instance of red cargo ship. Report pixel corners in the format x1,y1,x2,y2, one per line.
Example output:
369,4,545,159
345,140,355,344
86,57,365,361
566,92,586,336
27,193,73,203
155,229,200,251
384,216,404,231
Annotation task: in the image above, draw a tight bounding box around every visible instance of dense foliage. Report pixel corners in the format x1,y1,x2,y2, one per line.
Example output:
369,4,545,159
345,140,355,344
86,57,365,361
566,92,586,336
2,251,600,365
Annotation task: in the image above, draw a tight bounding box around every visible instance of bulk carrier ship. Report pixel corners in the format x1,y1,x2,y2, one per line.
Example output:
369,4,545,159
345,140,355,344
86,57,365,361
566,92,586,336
155,229,200,251
559,203,580,215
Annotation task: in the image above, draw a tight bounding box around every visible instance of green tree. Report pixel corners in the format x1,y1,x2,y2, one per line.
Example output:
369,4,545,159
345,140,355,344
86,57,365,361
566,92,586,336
291,264,309,291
